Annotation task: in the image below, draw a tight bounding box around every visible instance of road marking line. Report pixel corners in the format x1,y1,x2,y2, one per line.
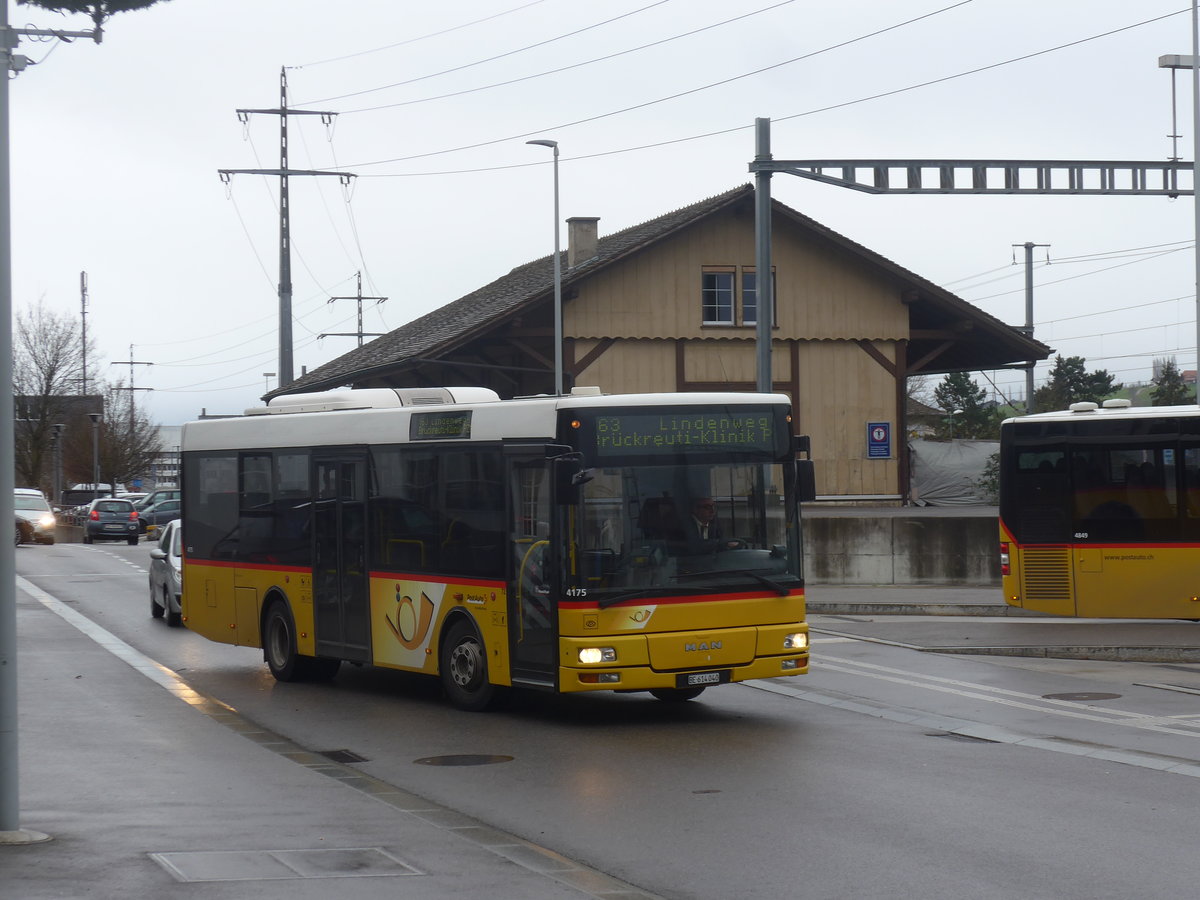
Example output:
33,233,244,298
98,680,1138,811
749,678,1200,778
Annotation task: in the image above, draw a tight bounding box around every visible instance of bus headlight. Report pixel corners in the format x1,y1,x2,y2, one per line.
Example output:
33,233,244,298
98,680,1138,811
578,647,617,664
783,632,808,651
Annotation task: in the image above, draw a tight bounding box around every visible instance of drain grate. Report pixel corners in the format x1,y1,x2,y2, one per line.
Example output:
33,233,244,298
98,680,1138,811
413,754,514,767
150,847,421,882
319,749,368,764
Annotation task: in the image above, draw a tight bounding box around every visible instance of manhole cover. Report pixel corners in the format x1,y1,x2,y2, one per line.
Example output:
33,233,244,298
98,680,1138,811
1042,692,1121,701
413,754,513,767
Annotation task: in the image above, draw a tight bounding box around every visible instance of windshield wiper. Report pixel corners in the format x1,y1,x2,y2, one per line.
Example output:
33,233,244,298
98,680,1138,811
597,589,659,609
672,569,791,596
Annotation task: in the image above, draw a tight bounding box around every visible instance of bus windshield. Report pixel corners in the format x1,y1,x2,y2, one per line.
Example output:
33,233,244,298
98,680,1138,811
560,459,801,602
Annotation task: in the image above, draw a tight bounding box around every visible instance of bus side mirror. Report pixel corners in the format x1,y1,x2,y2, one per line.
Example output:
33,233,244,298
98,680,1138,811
553,454,592,505
796,459,816,503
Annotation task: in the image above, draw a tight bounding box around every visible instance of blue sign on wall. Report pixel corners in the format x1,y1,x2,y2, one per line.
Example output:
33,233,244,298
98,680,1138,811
867,422,891,459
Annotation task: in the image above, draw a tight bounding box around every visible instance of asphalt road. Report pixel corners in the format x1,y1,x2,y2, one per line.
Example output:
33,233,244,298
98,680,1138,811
15,540,1200,899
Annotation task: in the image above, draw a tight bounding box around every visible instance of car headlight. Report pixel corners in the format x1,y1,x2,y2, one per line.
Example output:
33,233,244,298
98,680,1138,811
37,514,55,528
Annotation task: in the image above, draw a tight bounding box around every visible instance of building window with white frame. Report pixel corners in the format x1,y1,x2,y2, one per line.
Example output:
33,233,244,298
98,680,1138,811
701,269,735,324
702,266,775,326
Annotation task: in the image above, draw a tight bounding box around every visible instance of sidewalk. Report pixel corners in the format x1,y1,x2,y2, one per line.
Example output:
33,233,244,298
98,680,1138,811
1,582,659,899
807,583,1200,663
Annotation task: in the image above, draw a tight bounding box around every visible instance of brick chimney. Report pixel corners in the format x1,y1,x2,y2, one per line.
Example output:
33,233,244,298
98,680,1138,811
567,217,599,269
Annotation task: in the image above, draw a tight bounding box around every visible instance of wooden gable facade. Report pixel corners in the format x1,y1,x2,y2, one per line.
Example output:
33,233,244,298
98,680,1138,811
272,185,1049,503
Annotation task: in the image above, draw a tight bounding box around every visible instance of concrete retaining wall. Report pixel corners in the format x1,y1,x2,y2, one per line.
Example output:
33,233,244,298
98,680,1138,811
55,512,1000,586
804,512,1000,586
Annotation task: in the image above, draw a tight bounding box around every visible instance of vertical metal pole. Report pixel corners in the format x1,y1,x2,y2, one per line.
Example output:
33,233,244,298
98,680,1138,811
1023,242,1036,414
52,425,62,508
0,3,18,839
551,145,562,396
754,118,773,393
91,416,100,493
1193,1,1200,405
355,271,364,348
527,139,562,395
79,271,87,396
278,67,294,387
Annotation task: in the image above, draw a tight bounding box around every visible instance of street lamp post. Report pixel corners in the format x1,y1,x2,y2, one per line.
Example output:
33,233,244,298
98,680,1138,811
88,413,101,496
526,139,562,396
51,424,63,508
1158,6,1200,407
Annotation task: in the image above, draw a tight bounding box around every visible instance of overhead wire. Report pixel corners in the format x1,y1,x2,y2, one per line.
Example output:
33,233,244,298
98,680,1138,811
335,0,977,169
302,0,798,115
293,0,551,69
337,6,1185,177
295,0,677,106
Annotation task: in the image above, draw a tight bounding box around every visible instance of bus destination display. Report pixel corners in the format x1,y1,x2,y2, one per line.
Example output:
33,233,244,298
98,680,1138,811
410,410,472,441
584,409,780,458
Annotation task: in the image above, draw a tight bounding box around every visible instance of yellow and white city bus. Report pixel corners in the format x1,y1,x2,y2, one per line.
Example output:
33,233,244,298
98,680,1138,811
181,387,814,709
1000,400,1200,618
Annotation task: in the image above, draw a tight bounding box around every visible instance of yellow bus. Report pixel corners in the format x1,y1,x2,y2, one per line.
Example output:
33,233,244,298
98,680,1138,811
999,399,1200,618
181,387,814,709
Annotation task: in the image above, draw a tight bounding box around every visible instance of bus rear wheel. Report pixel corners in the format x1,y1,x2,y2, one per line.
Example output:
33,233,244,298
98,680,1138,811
263,600,340,682
650,686,706,702
440,619,495,711
264,601,305,682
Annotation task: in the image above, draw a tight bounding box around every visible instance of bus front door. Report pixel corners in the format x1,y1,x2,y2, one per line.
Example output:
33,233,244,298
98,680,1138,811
508,456,557,687
312,455,370,663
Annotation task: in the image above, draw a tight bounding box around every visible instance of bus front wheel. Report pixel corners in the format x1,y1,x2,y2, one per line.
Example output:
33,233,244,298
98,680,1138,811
440,619,495,711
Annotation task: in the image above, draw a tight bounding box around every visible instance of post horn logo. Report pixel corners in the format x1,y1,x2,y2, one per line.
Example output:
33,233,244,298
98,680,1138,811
386,586,435,649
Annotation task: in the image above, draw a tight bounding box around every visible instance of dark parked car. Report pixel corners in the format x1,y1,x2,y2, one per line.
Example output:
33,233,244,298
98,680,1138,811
134,488,180,513
138,498,181,537
83,498,140,545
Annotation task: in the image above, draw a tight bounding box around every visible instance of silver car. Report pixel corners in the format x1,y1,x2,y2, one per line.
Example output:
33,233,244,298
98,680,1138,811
149,519,182,627
14,488,55,544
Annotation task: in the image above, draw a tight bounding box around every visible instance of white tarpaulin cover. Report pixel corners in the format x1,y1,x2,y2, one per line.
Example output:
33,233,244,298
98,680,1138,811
909,439,998,506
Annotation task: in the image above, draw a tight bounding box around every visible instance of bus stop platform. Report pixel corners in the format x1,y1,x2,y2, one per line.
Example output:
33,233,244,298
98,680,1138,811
807,584,1200,664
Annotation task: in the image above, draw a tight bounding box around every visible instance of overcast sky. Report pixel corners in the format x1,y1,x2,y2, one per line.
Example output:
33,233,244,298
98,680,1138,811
8,0,1198,424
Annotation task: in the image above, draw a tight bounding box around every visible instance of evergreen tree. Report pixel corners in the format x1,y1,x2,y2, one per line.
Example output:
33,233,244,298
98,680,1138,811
1033,355,1122,411
1151,357,1193,406
932,372,999,439
16,1,168,28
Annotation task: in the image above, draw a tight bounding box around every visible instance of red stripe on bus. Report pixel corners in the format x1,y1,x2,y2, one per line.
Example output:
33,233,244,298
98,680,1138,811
560,589,804,609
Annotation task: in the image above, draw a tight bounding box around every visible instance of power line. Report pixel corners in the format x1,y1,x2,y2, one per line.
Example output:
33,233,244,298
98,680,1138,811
310,0,798,115
337,7,1184,177
964,246,1191,302
296,0,676,106
335,0,976,169
292,0,551,69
